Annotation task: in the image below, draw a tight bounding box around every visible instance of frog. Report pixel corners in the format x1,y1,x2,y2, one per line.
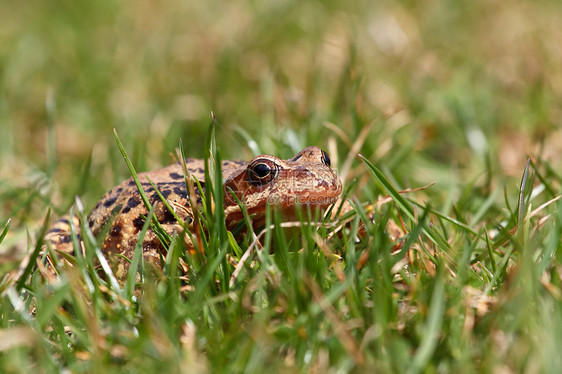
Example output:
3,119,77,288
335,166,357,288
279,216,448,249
44,146,342,277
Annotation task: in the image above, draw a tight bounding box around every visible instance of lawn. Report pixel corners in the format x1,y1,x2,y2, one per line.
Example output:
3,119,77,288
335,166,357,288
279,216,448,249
2,0,562,372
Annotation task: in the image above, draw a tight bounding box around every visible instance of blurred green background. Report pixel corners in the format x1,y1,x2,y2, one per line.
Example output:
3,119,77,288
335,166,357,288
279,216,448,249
2,1,562,372
2,0,562,248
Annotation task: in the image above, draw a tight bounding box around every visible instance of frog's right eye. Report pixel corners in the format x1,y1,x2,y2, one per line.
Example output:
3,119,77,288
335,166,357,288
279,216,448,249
248,159,278,185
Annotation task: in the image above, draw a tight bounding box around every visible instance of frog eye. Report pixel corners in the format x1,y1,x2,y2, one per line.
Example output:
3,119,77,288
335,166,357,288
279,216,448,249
248,159,278,185
320,150,331,167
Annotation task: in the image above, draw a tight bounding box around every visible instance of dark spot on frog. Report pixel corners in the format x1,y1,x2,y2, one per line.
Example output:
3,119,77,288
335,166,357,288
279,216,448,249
133,216,145,230
142,238,163,252
121,196,140,214
158,181,183,188
59,235,72,244
292,154,302,162
159,207,176,224
88,218,95,228
110,224,122,237
169,172,183,180
149,192,158,203
63,218,72,224
111,204,122,215
160,188,172,198
173,186,188,199
127,195,141,208
103,196,118,208
48,227,62,233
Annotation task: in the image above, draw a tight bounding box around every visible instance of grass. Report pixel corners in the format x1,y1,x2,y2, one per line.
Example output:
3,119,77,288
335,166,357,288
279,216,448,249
2,0,562,372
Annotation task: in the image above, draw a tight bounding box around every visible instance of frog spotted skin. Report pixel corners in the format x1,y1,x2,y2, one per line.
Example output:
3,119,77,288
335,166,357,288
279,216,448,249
45,147,342,275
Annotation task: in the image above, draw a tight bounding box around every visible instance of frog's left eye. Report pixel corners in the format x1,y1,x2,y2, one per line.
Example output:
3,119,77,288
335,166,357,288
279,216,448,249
320,150,331,167
248,159,278,185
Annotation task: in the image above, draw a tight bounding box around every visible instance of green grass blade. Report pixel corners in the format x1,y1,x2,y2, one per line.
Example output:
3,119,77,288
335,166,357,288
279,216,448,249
0,218,11,244
124,204,156,298
36,282,71,328
113,128,172,247
359,155,451,252
407,268,446,374
517,158,531,228
16,209,51,291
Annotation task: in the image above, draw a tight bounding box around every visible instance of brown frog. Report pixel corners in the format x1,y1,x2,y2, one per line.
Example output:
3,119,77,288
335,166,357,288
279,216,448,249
45,146,342,276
